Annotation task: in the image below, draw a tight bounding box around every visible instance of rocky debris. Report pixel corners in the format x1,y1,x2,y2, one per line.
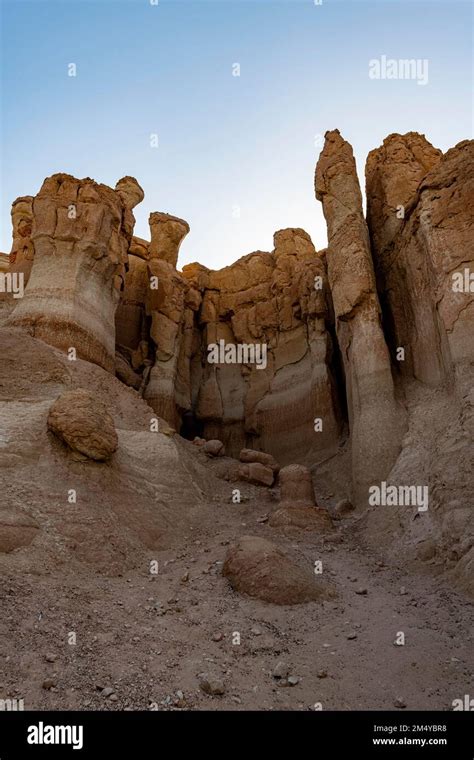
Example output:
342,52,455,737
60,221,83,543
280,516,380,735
239,448,280,473
237,462,274,487
315,129,406,506
47,388,118,461
202,439,225,457
222,535,332,605
198,673,226,696
8,173,141,373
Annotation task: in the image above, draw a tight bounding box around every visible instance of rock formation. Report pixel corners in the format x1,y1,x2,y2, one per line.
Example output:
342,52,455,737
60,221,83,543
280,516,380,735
315,129,406,505
8,196,34,283
0,252,9,273
367,137,474,397
183,228,343,462
8,173,143,372
2,129,472,594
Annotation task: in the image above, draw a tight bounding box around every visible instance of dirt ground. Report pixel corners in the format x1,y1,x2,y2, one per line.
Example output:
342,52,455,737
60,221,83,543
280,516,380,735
1,493,472,712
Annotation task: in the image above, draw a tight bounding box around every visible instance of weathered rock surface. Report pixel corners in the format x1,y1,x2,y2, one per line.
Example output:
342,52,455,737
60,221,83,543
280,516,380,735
149,212,190,268
222,535,331,604
396,142,472,395
279,464,315,504
8,196,34,283
0,510,39,553
0,252,9,273
183,229,343,462
315,129,406,506
270,463,332,530
237,462,274,486
8,174,142,372
47,388,118,460
202,439,225,457
239,448,280,473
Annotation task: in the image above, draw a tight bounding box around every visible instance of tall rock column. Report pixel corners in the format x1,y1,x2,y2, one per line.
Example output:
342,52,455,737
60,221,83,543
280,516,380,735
8,196,34,284
365,133,444,384
143,213,198,428
8,173,143,372
315,129,406,505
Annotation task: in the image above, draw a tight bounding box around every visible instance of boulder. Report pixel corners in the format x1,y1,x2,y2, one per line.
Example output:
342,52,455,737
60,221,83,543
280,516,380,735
239,448,280,473
222,535,332,605
47,389,118,461
237,462,274,486
202,439,225,457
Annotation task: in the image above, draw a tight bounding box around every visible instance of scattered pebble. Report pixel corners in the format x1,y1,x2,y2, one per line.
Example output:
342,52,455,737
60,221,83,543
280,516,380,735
272,661,290,679
199,674,225,696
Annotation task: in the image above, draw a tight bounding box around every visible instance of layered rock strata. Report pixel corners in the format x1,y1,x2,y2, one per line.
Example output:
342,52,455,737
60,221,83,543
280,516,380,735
315,129,406,505
8,174,143,372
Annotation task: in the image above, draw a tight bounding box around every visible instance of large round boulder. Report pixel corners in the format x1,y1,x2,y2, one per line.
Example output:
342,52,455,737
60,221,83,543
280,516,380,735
222,535,332,605
47,389,118,461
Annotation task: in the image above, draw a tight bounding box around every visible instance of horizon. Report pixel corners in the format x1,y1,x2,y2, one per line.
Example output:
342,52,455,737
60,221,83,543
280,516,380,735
1,0,472,269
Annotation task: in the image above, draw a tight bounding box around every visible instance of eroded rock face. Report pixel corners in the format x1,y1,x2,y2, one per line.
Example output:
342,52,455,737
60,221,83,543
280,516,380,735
182,229,343,462
149,212,190,268
315,129,406,506
47,388,118,460
366,133,446,384
0,253,9,273
222,535,332,604
8,174,142,372
8,196,34,283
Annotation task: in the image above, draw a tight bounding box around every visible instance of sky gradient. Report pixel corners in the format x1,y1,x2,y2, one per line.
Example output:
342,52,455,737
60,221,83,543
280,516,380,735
1,0,472,269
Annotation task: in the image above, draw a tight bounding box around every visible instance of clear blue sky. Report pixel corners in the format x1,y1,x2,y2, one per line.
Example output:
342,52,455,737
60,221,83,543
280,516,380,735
1,0,472,269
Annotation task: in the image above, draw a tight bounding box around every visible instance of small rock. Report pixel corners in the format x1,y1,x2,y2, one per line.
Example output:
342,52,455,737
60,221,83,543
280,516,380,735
42,679,56,690
287,676,300,686
334,499,355,518
251,625,263,636
394,698,406,709
317,670,328,679
400,586,408,595
203,439,225,458
347,633,358,640
355,587,368,595
211,632,223,642
45,653,58,663
181,572,189,583
101,687,115,698
199,674,225,696
273,661,290,679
